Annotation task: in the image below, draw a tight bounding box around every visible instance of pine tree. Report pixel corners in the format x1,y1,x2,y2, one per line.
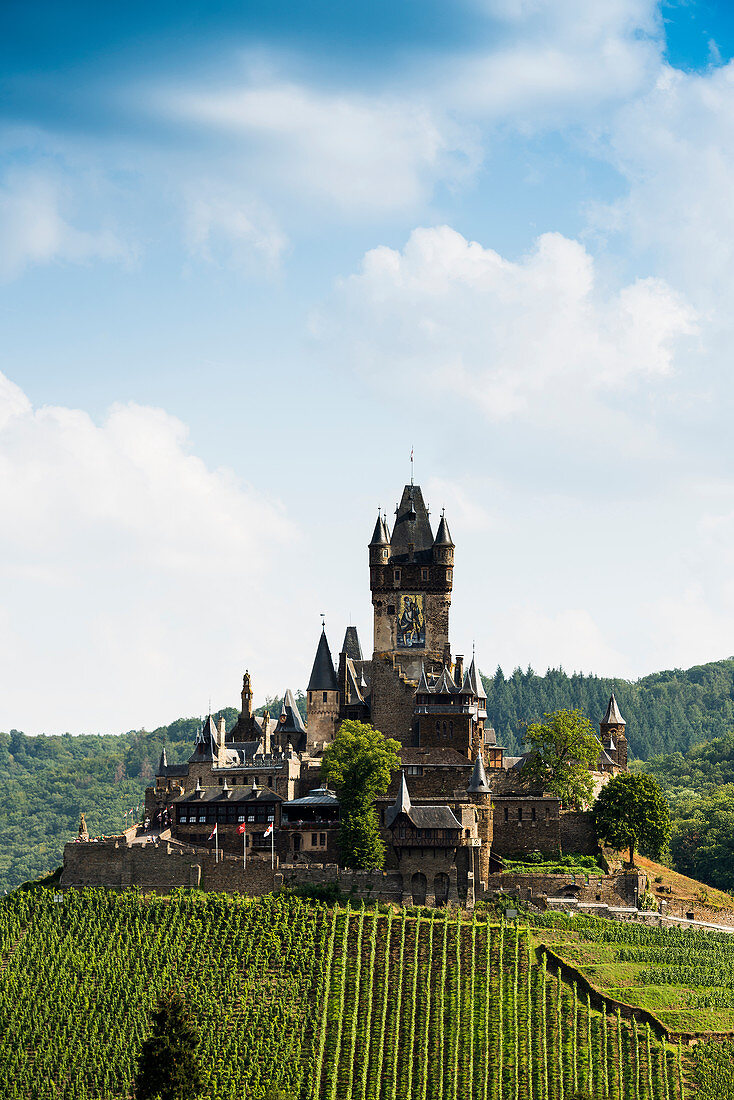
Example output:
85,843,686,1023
134,992,205,1100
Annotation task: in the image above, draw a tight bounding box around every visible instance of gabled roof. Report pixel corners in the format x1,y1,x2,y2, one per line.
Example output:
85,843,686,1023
341,626,363,662
345,660,365,705
408,805,462,831
279,688,306,735
468,753,490,793
601,693,625,727
434,512,454,547
385,771,412,827
390,485,434,562
433,666,459,694
307,629,338,692
461,656,486,699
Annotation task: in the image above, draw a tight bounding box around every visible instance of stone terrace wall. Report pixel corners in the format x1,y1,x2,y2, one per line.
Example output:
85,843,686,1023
483,870,642,908
559,811,598,855
277,863,404,904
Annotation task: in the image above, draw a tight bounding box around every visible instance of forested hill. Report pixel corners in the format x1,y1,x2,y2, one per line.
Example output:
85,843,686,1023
482,659,734,759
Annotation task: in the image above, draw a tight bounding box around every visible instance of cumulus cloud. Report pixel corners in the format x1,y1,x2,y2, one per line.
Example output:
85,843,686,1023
314,226,696,424
0,170,128,281
0,374,297,734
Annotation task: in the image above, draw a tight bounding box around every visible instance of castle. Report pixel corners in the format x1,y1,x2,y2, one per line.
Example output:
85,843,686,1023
65,480,628,907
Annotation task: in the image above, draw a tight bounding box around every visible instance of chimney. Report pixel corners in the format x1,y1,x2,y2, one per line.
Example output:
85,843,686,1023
455,655,464,687
218,716,226,741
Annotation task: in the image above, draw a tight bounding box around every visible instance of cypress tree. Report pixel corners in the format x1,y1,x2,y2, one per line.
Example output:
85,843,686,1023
134,992,205,1100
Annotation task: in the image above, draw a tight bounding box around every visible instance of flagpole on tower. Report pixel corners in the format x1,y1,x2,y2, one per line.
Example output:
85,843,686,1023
410,446,414,486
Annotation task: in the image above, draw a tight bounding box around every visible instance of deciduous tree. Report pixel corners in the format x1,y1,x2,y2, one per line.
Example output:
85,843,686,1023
593,772,671,865
521,708,600,808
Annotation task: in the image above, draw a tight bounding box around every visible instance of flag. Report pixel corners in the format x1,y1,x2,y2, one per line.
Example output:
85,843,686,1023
237,822,247,835
208,824,217,840
263,822,274,838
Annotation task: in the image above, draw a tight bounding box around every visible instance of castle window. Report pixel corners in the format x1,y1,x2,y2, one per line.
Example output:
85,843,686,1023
518,808,523,821
532,807,536,822
311,833,318,846
382,549,388,560
421,568,429,581
322,691,327,703
394,568,401,583
504,808,509,822
268,776,273,788
545,807,550,820
442,722,447,738
449,721,453,737
387,604,395,615
308,692,312,704
435,721,440,734
320,833,326,846
405,765,423,777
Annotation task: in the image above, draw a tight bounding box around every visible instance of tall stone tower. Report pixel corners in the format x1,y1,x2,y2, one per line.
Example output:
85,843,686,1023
306,628,340,749
369,485,454,684
600,693,628,770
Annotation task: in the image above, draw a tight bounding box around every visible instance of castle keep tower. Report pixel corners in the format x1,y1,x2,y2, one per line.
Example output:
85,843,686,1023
600,693,628,770
369,485,454,684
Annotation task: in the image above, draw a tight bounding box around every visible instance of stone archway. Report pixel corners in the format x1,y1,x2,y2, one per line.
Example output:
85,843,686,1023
411,871,427,906
433,872,450,906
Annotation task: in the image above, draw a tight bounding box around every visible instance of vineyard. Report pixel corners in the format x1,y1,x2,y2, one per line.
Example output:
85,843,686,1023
534,914,734,1033
0,889,691,1099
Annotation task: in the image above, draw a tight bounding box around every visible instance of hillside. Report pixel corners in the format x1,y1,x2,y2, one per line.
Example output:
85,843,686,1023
482,659,734,759
0,889,696,1100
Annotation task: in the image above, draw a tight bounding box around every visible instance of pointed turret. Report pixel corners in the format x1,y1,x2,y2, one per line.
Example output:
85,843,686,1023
370,513,390,546
341,626,363,662
434,511,454,547
417,664,431,693
307,626,340,747
158,747,168,773
468,753,490,794
308,629,338,692
461,657,486,700
601,693,625,727
386,771,412,827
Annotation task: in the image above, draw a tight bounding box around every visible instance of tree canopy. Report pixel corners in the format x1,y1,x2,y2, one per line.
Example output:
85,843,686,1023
134,991,205,1100
593,772,671,865
520,708,600,808
320,720,401,870
669,784,734,893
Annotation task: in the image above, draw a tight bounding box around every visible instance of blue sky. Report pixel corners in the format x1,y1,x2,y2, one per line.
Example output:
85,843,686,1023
3,0,734,734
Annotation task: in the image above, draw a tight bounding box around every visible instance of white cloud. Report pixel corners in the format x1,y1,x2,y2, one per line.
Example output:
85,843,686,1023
184,185,287,272
0,374,299,734
163,79,475,213
0,170,128,281
314,225,696,425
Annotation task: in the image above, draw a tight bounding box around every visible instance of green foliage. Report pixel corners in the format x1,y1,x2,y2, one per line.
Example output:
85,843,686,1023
668,784,734,892
692,1039,734,1100
321,720,400,871
134,991,205,1100
481,658,734,758
593,773,671,863
521,708,600,807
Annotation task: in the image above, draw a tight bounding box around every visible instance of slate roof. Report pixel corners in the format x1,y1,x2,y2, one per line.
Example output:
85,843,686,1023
434,513,454,547
461,657,486,700
341,626,363,662
407,805,462,830
175,785,284,805
308,629,338,692
385,771,412,827
601,693,625,726
390,485,434,563
278,688,306,735
468,753,490,793
398,747,473,766
285,786,339,808
369,514,390,546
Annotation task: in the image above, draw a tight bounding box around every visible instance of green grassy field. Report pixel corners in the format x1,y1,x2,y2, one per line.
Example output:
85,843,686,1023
532,913,734,1034
0,889,692,1100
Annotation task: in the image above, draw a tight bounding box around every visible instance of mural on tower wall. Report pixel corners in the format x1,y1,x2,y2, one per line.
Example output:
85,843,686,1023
397,594,425,648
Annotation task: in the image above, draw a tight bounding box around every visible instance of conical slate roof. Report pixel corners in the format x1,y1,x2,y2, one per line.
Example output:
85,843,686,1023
158,748,168,772
601,693,625,727
417,664,431,693
468,753,490,794
341,626,363,662
369,513,390,546
390,485,434,561
386,771,411,827
308,629,338,692
433,666,459,694
434,512,454,547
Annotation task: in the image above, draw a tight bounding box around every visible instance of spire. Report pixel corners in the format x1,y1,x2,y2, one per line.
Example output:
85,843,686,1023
386,771,412,827
434,510,454,547
417,663,430,693
308,628,338,692
461,656,486,700
601,693,625,727
158,747,168,773
468,753,490,794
